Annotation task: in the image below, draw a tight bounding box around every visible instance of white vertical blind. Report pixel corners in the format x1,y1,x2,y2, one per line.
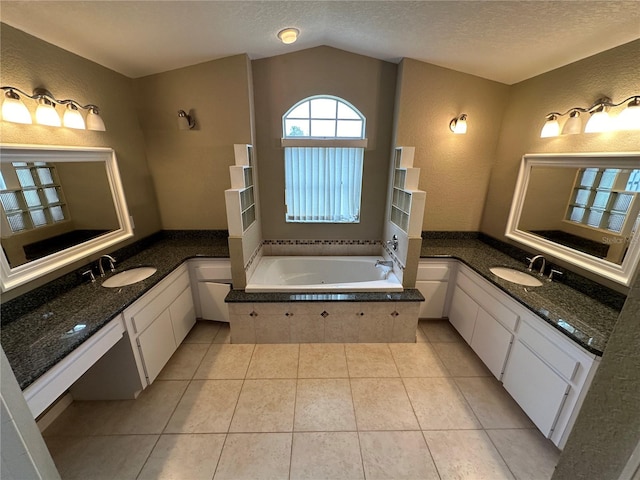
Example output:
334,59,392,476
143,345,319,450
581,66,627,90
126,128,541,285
285,146,363,222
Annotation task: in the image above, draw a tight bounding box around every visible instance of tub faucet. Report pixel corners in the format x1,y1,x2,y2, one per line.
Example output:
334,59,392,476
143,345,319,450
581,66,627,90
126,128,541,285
526,255,546,275
386,234,398,251
98,255,116,277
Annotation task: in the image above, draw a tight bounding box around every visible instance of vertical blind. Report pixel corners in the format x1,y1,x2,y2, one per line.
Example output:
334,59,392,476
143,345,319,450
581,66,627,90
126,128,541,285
285,146,364,222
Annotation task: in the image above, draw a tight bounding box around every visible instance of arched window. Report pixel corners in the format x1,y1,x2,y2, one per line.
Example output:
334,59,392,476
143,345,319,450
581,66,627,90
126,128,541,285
282,95,367,223
283,95,365,139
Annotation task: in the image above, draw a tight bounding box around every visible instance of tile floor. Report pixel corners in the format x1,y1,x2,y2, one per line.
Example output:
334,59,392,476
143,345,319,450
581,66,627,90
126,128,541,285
43,319,560,480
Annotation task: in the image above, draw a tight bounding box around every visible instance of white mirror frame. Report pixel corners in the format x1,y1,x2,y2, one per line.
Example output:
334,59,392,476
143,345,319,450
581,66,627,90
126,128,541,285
1,144,133,291
506,152,640,287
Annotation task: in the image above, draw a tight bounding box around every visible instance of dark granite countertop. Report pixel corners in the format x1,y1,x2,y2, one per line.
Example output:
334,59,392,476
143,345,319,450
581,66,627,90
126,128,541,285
1,232,622,391
1,234,229,390
420,237,622,356
226,289,425,303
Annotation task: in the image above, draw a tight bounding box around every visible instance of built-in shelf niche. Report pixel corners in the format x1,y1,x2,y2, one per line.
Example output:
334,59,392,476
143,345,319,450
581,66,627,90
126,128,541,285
389,146,425,236
225,144,256,235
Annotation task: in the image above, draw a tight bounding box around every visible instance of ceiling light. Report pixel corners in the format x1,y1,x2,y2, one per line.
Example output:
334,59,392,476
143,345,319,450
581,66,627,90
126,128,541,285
2,89,32,124
278,28,299,45
449,114,467,134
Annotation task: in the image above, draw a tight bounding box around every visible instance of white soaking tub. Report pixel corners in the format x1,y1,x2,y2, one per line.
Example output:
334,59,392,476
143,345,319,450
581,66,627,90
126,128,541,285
245,256,403,293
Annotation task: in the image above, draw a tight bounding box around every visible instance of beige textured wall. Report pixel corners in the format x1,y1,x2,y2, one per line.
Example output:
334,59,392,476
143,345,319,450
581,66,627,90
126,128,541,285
252,46,397,240
482,40,640,241
133,55,254,229
394,58,510,231
552,269,640,479
0,24,161,299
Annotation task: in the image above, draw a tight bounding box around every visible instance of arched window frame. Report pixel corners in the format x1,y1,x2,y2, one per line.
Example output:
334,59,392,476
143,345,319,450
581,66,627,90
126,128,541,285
281,95,368,148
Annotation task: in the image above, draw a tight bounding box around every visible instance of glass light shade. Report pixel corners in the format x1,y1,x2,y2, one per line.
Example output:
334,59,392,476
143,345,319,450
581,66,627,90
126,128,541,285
616,100,640,130
584,110,611,133
449,115,467,134
35,102,61,127
278,28,299,44
561,112,582,135
86,109,106,131
63,105,85,129
2,94,32,124
540,116,560,138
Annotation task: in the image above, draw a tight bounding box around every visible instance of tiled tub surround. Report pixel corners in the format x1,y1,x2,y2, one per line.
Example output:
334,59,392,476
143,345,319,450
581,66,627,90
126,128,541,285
1,231,621,394
226,290,424,343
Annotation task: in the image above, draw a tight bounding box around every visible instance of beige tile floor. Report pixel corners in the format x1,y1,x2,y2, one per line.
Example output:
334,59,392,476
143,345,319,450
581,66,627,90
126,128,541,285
43,319,560,480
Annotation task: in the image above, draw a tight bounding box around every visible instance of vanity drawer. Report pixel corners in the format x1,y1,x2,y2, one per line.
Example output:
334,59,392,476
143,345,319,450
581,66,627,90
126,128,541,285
192,260,232,281
457,269,519,331
126,267,190,334
518,321,579,381
417,261,451,281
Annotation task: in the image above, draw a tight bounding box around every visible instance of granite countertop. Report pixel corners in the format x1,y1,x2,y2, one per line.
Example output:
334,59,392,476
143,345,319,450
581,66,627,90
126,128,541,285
1,233,622,390
1,235,229,390
420,238,621,356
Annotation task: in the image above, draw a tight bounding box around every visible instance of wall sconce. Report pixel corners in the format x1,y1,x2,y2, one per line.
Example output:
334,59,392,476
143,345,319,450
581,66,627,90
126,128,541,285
0,86,106,131
449,114,468,134
177,110,195,130
540,95,639,138
277,27,299,45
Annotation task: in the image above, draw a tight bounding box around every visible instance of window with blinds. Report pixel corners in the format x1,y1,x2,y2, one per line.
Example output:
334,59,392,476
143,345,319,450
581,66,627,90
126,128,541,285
282,96,366,223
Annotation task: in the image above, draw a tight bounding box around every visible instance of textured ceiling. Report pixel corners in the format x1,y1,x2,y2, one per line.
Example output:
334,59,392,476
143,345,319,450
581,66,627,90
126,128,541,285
1,1,639,84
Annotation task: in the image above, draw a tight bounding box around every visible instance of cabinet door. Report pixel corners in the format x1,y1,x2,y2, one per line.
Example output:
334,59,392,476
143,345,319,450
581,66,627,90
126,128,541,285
471,308,513,379
169,286,196,345
503,340,570,437
137,310,177,385
198,282,231,322
416,281,448,318
448,286,478,343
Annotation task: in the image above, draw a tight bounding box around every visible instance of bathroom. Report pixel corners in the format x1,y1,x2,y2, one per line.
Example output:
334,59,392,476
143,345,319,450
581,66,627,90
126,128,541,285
1,3,640,479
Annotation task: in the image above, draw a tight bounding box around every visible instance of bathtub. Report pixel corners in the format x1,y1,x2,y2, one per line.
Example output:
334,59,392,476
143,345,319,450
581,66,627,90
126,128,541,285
245,256,403,293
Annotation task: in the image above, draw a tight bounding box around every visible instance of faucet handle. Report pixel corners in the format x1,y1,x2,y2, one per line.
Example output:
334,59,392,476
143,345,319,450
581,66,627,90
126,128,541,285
82,269,96,283
547,269,563,282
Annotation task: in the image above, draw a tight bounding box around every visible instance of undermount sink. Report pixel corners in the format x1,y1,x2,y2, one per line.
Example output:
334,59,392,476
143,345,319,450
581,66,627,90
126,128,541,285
489,267,544,287
102,267,157,288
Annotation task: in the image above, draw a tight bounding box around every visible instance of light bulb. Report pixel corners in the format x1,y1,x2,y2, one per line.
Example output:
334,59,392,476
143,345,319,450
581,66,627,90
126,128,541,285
63,104,86,129
616,98,640,130
35,99,61,127
584,109,611,133
540,115,560,138
86,107,106,131
2,90,32,124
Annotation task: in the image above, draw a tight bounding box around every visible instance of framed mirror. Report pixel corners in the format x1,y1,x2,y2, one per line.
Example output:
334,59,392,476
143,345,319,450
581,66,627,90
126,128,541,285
506,152,640,286
1,144,133,291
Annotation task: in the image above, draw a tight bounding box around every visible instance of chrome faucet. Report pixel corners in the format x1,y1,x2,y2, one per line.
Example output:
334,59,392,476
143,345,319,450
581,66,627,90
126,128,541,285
526,255,546,275
375,260,393,268
98,254,116,277
386,234,398,251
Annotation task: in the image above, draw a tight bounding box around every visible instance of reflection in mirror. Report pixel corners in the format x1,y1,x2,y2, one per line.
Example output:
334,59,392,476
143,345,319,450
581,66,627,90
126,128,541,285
1,145,133,291
506,153,640,287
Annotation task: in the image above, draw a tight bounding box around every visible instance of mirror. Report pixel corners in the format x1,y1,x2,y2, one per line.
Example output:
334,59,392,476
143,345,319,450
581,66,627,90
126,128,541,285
506,152,640,287
1,144,133,291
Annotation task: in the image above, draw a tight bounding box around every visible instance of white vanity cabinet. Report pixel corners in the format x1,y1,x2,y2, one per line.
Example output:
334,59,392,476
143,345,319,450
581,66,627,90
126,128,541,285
188,259,232,322
416,260,455,319
448,265,517,379
123,263,195,386
447,262,599,449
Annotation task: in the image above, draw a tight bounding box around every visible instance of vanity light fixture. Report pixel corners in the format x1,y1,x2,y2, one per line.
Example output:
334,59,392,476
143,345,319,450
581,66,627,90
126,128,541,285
540,94,639,137
0,85,106,130
177,110,195,130
277,27,299,45
449,114,468,134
